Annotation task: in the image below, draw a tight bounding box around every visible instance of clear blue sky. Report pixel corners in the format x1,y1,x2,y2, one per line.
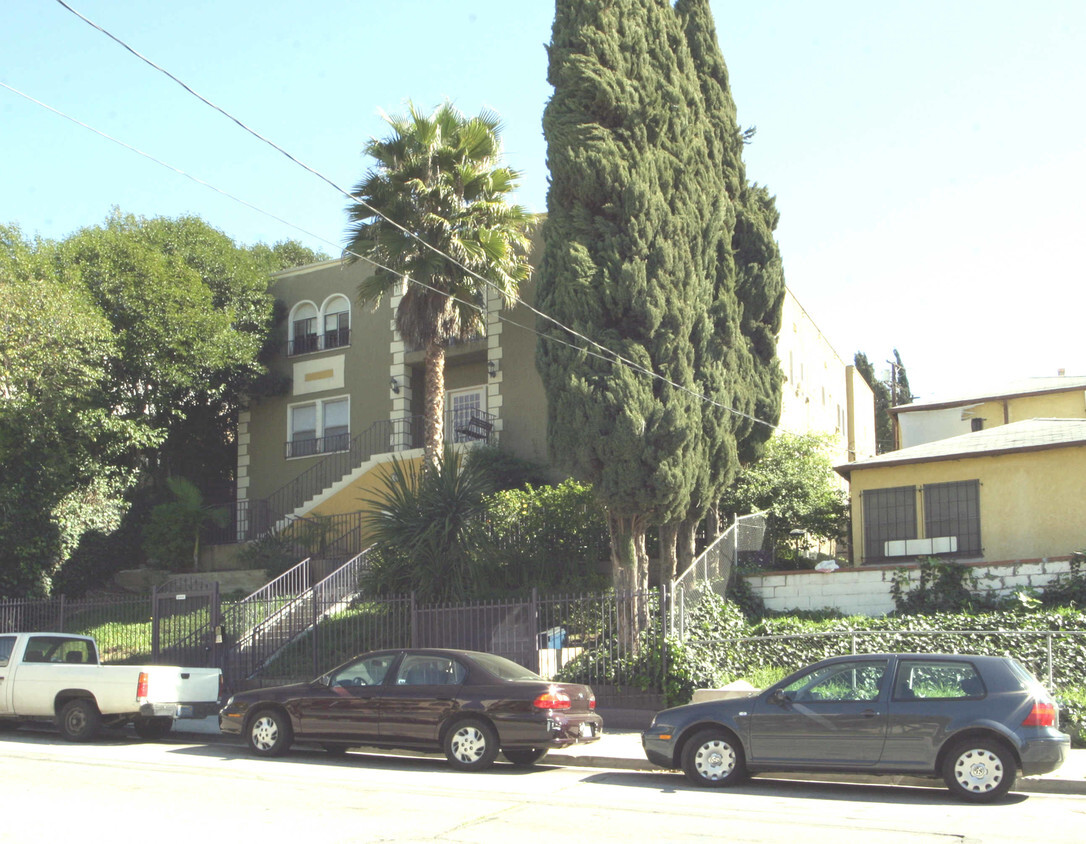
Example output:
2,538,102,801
3,0,1083,400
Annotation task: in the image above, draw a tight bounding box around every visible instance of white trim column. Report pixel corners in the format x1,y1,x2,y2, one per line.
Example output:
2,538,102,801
388,284,413,451
485,284,504,438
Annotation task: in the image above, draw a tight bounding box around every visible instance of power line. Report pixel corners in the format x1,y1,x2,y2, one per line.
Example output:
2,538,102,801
50,0,777,431
32,3,784,434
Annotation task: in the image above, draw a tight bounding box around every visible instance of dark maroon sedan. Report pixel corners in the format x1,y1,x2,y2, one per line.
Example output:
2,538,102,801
220,648,602,770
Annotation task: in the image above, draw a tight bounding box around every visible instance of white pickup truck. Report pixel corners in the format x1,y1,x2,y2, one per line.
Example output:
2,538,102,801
0,632,222,741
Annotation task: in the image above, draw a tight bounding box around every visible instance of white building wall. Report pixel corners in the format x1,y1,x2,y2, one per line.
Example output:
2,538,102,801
742,558,1073,616
776,289,852,465
898,406,977,448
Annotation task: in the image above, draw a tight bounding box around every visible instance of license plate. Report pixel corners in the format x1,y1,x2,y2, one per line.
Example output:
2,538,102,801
175,705,193,718
579,722,595,738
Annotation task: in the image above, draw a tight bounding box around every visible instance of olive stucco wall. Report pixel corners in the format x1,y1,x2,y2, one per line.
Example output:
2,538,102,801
241,259,394,501
847,444,1086,564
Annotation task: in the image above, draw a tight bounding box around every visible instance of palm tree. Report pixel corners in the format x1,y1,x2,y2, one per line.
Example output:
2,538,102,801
345,101,534,467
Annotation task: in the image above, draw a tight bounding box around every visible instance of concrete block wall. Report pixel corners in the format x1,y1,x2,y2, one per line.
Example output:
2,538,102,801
743,557,1073,617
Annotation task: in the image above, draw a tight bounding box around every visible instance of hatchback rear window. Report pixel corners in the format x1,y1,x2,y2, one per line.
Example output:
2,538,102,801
894,659,984,700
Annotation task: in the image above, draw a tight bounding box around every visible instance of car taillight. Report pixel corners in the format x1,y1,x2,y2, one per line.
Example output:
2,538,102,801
137,671,149,700
589,693,596,710
1022,701,1056,727
533,688,572,710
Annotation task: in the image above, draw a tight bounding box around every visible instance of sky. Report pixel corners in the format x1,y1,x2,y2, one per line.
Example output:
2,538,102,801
2,0,1084,401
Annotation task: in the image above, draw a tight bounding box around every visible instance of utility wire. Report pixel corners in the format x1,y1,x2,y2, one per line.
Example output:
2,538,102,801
38,1,783,433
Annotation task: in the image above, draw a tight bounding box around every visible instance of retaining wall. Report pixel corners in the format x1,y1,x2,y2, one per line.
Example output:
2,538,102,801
742,557,1074,616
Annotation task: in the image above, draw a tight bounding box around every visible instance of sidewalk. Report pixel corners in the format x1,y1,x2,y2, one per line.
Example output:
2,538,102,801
174,717,1086,796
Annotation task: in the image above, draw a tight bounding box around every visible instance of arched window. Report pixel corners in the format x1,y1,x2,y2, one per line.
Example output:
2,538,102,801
289,302,318,356
322,295,351,350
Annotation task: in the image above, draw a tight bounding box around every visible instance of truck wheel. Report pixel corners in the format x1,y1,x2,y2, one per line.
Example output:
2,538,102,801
247,708,293,757
58,699,101,742
133,716,173,741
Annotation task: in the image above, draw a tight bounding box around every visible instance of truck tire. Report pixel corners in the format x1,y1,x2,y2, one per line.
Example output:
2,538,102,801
133,716,173,741
58,698,101,742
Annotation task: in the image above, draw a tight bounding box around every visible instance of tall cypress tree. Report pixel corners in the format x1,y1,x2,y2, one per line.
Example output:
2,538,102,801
678,0,784,559
538,0,710,605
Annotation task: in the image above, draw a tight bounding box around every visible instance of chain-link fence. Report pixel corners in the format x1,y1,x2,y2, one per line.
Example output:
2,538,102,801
672,512,768,596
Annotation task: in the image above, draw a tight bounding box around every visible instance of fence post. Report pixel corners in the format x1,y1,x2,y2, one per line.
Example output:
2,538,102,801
851,633,857,655
1047,633,1054,690
530,587,540,675
410,592,417,649
733,512,739,581
57,594,66,631
311,587,319,678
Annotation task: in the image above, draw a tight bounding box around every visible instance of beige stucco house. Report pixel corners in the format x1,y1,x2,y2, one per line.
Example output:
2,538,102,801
837,417,1086,566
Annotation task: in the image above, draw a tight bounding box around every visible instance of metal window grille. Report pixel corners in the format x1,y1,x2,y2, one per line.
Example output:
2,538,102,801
862,486,917,562
923,479,981,555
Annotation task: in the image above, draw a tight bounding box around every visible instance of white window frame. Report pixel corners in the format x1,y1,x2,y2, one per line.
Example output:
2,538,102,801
287,394,351,458
446,386,486,443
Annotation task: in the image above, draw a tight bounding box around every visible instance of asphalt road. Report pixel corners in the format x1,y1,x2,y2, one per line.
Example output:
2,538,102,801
4,726,1086,843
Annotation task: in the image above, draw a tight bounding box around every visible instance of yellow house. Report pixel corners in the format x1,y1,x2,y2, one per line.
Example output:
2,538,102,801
890,375,1086,449
836,418,1086,565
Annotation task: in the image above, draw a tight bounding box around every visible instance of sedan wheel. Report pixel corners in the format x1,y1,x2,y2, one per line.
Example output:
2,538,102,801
443,719,499,771
943,740,1016,802
247,708,293,757
681,728,747,788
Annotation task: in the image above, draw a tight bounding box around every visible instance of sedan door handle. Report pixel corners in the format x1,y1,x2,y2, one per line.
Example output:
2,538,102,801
862,709,880,718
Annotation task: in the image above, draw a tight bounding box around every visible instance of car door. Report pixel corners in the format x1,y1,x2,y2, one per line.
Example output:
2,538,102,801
294,652,398,743
378,653,466,746
748,658,889,766
880,658,986,768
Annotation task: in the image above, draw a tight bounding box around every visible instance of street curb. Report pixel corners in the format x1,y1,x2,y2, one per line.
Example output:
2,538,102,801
172,726,1085,796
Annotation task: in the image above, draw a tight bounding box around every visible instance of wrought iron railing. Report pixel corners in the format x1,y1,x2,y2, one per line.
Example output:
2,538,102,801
224,550,373,683
287,326,351,356
206,415,424,544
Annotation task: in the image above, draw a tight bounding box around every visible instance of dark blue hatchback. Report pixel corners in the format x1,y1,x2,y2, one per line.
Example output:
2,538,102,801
643,653,1069,802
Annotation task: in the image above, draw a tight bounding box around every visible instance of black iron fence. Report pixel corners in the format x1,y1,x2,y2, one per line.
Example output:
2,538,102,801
1,585,668,708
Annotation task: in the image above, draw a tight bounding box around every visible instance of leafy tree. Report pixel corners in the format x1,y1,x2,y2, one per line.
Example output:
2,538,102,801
2,214,316,595
482,479,610,592
855,349,912,453
142,477,229,571
344,102,534,468
360,446,496,601
718,432,848,565
0,225,152,596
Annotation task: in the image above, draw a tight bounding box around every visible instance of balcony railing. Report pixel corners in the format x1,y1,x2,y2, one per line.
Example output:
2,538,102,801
287,327,351,357
285,431,351,459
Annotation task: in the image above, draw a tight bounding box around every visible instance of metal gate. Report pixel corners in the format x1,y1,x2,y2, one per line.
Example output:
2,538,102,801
151,576,222,668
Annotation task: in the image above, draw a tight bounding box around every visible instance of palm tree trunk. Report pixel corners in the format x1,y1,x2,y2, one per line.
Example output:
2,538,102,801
423,342,446,468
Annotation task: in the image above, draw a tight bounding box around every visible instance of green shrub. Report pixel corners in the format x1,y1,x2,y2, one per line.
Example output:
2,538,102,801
1041,551,1086,608
889,557,994,614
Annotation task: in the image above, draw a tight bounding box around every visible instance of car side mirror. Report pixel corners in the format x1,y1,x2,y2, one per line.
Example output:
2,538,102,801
769,688,790,707
318,674,332,687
